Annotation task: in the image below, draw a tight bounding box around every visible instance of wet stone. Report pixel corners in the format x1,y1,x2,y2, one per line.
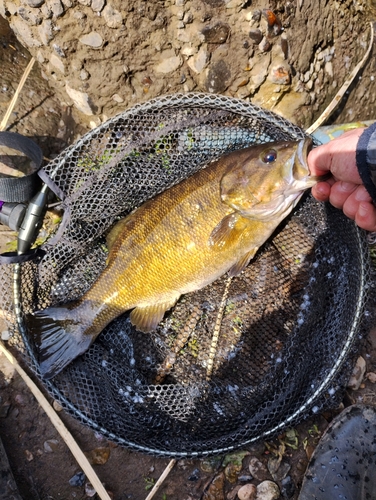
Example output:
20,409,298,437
256,480,280,500
281,475,295,498
84,446,110,465
202,23,230,44
202,471,225,500
249,28,263,45
69,471,86,487
188,467,200,481
205,59,231,93
44,439,59,453
85,482,96,497
237,483,257,500
248,457,269,482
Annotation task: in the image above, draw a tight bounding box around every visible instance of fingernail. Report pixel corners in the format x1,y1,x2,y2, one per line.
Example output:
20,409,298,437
358,203,369,217
339,181,356,192
355,186,371,202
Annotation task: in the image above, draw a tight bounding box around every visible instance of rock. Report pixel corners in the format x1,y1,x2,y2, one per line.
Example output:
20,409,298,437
38,19,54,45
347,356,366,390
202,23,230,44
188,468,200,481
47,0,64,18
65,84,94,115
24,449,34,461
269,459,290,482
50,53,65,73
154,55,182,74
249,28,263,45
112,93,123,103
91,0,105,12
80,69,90,80
103,4,123,29
367,372,376,383
268,59,291,85
11,18,41,47
27,0,45,6
69,471,86,487
200,456,222,473
53,400,63,411
44,439,59,453
248,457,269,482
79,31,103,48
280,476,295,498
238,483,257,500
85,482,96,497
202,472,225,500
187,47,208,74
18,7,42,26
205,59,231,93
256,480,280,500
84,447,110,465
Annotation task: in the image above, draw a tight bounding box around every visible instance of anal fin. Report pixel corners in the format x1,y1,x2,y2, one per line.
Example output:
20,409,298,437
227,248,258,277
130,298,179,332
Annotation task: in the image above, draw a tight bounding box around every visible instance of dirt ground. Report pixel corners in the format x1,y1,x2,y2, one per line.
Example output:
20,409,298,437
2,10,376,500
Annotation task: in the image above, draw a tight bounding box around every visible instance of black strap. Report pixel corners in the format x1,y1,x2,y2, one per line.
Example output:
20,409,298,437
0,247,45,265
0,131,43,202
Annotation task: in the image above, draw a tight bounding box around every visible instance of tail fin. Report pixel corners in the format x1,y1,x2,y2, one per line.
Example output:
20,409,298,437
27,303,94,379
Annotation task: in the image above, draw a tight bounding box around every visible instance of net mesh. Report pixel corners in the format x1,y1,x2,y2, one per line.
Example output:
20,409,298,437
0,93,372,457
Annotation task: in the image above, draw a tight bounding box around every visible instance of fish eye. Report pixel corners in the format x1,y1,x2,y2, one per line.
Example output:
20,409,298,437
261,149,277,164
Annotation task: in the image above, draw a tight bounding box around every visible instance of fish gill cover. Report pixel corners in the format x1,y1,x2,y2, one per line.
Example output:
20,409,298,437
0,93,372,457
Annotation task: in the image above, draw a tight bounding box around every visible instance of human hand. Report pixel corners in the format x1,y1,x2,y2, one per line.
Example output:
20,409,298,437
308,128,376,232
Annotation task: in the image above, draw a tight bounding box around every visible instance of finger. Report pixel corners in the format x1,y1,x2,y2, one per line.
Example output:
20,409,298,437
328,181,358,210
311,181,331,201
342,185,373,219
355,201,376,232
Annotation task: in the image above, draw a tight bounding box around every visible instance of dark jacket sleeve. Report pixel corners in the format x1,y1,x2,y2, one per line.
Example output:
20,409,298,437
356,122,376,205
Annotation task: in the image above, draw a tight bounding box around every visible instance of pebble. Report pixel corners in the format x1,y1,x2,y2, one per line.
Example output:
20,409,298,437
79,31,103,48
206,59,231,93
256,480,280,500
84,446,110,465
69,471,86,487
91,0,105,12
202,472,225,500
53,400,63,411
44,439,59,453
27,0,45,7
85,482,96,497
187,47,208,74
188,468,200,481
38,19,54,45
268,59,291,85
202,22,230,44
347,355,366,390
112,93,123,102
237,483,257,500
103,4,122,28
248,457,269,482
154,55,182,74
65,84,93,115
249,28,263,45
48,0,64,18
24,449,34,461
50,53,65,73
18,7,42,26
280,475,295,498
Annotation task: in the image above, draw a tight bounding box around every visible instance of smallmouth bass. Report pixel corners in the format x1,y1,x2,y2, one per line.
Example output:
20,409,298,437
28,137,317,379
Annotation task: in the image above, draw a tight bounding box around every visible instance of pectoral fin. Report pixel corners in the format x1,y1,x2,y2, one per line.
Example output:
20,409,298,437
130,298,179,332
209,213,250,249
228,248,258,277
